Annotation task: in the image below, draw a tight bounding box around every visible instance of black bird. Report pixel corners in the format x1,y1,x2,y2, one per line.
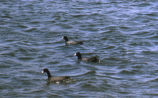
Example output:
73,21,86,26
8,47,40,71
42,68,70,83
74,52,100,63
62,36,83,45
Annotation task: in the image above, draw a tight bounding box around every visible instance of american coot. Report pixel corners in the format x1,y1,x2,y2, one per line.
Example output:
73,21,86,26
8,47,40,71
62,36,83,45
42,68,70,83
74,52,100,63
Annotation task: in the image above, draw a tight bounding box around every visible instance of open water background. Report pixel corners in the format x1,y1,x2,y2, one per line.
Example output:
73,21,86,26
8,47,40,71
0,0,158,97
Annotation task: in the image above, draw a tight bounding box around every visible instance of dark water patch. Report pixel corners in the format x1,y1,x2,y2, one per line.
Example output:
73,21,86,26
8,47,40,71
142,50,158,55
131,64,145,69
149,78,158,82
119,69,142,75
81,83,106,92
17,56,34,61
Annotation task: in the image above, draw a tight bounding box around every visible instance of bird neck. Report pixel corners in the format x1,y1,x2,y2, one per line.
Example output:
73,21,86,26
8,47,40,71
46,71,52,78
77,55,82,60
64,38,69,42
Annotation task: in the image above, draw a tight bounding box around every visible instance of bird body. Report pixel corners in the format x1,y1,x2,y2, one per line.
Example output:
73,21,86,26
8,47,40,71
66,41,83,45
42,68,70,83
82,56,99,62
63,36,83,45
48,76,70,82
74,52,100,63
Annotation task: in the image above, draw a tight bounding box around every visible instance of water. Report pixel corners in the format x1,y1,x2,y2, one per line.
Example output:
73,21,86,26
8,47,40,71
0,0,158,97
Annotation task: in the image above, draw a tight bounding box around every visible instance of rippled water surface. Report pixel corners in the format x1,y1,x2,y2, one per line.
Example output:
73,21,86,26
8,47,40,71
0,0,158,97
